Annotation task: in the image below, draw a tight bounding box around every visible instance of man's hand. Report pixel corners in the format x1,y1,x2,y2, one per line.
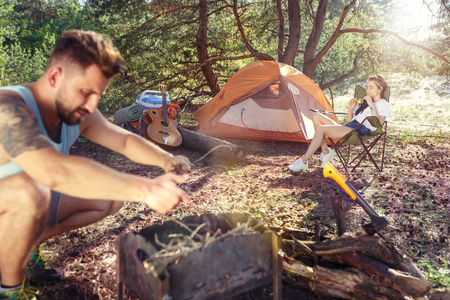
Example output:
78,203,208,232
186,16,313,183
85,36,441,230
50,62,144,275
164,155,191,175
144,173,190,214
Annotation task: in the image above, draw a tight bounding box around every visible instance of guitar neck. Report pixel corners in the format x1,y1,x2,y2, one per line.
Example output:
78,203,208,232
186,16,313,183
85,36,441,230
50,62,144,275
160,84,167,123
162,92,168,122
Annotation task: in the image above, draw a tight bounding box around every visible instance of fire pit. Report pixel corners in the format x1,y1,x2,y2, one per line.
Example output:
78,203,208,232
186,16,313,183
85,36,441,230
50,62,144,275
117,213,281,300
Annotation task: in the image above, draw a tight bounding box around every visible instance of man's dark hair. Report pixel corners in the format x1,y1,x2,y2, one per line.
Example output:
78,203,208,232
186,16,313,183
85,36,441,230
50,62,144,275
47,30,124,79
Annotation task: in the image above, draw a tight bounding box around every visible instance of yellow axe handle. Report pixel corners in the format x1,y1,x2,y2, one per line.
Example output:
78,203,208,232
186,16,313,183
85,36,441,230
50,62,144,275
323,163,356,200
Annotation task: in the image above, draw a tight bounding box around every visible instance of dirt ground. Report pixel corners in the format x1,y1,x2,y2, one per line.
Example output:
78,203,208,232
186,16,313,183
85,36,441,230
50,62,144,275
37,124,449,299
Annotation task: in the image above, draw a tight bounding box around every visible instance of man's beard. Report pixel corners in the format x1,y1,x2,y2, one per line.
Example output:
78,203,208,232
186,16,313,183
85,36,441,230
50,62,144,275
55,88,88,126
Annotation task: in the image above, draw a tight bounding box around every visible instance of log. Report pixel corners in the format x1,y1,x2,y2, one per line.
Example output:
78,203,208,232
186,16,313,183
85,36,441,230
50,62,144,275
310,234,426,280
282,233,432,299
178,127,246,162
335,252,431,298
283,256,407,300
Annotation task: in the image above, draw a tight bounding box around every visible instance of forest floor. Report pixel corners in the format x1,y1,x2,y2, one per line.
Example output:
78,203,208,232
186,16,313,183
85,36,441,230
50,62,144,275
38,74,449,299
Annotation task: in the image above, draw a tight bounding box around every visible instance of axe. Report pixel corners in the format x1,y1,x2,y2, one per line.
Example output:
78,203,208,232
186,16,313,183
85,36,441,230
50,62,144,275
323,163,389,235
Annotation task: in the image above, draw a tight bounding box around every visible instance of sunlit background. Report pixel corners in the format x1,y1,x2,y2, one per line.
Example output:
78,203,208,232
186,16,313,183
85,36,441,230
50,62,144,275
390,0,440,41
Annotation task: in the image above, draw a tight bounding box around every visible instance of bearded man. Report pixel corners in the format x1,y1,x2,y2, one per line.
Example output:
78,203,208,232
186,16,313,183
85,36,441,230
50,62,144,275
0,30,190,299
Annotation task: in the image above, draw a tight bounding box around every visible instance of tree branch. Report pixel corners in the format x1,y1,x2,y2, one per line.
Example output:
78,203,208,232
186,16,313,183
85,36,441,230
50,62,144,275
136,4,227,33
341,28,450,64
136,4,198,30
315,0,357,65
230,0,274,61
276,0,285,61
320,49,366,91
442,0,450,14
160,54,262,82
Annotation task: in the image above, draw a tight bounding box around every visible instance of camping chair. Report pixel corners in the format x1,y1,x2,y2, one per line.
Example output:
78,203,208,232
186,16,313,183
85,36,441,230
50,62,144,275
328,85,390,172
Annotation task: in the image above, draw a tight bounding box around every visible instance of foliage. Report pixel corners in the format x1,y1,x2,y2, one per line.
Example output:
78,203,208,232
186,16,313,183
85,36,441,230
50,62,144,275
5,0,93,50
0,0,95,85
92,0,437,108
418,259,449,287
0,0,18,85
1,0,448,109
0,36,6,86
1,31,55,85
313,1,386,83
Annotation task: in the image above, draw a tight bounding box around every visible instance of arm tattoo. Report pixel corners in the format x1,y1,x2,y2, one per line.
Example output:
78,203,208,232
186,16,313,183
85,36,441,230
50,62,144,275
0,95,52,158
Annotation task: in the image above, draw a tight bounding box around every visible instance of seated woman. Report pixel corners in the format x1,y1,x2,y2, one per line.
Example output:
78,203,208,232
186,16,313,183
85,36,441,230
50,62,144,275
289,74,391,172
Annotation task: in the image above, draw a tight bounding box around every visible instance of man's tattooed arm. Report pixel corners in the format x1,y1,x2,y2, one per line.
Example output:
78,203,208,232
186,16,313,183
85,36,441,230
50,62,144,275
0,94,52,159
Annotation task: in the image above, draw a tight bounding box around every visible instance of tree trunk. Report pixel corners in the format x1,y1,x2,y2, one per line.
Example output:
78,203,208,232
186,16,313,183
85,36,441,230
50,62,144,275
302,0,328,78
179,127,246,162
196,0,219,94
275,0,285,62
279,0,301,66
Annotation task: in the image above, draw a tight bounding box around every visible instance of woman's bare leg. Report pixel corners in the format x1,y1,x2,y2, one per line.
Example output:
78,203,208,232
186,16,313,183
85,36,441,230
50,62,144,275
310,113,340,155
301,124,352,163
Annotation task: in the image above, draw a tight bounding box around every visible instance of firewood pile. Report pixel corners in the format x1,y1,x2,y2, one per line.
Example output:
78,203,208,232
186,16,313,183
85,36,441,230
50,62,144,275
118,213,445,300
280,231,433,299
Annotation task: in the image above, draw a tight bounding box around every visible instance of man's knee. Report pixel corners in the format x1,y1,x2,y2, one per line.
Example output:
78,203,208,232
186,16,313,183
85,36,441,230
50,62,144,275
96,200,123,220
0,174,51,217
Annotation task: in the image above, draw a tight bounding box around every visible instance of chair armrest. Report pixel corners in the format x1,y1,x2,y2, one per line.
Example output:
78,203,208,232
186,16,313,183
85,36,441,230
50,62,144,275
363,116,386,135
309,108,347,115
348,116,385,135
365,116,384,127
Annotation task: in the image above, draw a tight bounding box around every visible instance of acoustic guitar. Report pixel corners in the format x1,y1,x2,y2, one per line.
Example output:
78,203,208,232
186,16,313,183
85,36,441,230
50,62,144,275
145,85,182,149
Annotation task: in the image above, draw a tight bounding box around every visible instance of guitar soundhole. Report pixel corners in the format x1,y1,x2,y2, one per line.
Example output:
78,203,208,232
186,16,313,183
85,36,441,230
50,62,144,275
161,121,169,127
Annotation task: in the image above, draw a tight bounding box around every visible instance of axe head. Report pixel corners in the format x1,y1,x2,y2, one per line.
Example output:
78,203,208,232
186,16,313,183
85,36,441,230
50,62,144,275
361,216,389,236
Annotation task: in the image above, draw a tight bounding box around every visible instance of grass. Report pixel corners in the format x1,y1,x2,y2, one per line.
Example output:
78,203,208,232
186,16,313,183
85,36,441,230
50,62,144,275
418,259,450,287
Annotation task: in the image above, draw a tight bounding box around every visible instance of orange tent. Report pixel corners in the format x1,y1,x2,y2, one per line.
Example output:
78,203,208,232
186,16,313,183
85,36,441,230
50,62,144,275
194,61,337,143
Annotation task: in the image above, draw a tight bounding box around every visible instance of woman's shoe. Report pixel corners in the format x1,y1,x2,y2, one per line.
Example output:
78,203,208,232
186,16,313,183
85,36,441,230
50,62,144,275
320,148,336,168
288,158,308,172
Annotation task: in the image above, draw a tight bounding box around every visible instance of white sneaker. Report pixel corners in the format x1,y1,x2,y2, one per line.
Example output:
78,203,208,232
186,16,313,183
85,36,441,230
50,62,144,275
288,158,308,172
320,148,336,168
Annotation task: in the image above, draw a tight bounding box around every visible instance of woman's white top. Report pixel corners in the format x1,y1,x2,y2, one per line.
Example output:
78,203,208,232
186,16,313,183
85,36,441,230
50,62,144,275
352,99,391,131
